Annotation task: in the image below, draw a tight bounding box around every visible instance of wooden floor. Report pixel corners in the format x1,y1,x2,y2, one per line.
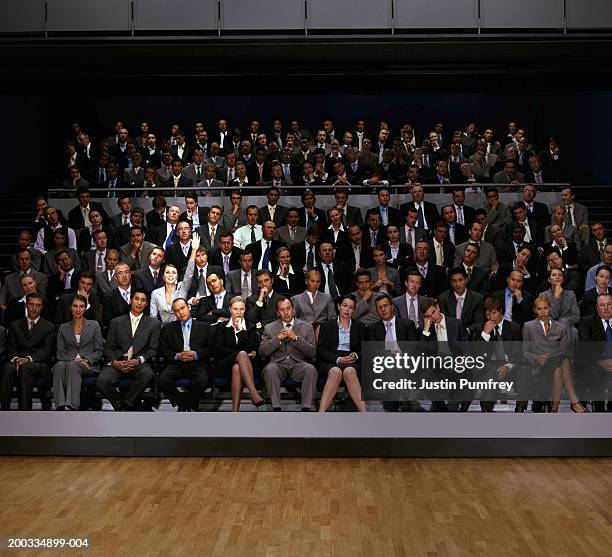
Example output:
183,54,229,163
0,457,611,557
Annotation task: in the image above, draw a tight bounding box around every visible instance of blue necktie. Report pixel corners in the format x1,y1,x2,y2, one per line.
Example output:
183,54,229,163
605,320,612,358
165,225,175,250
607,321,612,341
417,206,425,228
262,242,271,270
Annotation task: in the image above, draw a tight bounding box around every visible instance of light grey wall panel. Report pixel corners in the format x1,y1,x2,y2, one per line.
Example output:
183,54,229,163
394,0,477,29
567,0,612,29
481,0,564,29
134,0,218,31
47,0,132,32
0,1,45,33
308,0,391,30
222,0,304,30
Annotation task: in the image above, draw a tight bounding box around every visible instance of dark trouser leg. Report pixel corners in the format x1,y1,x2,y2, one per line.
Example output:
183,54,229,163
122,364,154,409
185,364,207,410
0,362,18,410
96,366,125,410
18,363,49,411
158,364,184,408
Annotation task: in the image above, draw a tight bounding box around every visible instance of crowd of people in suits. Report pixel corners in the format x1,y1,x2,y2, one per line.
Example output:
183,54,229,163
0,117,607,413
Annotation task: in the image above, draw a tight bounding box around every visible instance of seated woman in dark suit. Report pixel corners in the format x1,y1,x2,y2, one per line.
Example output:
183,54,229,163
523,296,587,413
383,224,413,269
320,207,349,249
51,294,103,410
317,293,367,412
213,295,263,412
580,265,611,317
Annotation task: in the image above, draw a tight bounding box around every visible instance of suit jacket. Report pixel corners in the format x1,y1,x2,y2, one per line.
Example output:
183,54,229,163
123,167,145,188
399,226,429,248
213,322,259,370
68,202,106,231
258,204,288,227
298,207,327,230
291,290,336,325
366,317,419,342
446,222,469,246
389,277,423,315
259,318,316,363
465,265,490,296
383,242,414,269
486,202,512,227
111,213,132,233
163,241,193,279
3,299,27,326
208,247,243,272
102,288,132,330
146,209,165,230
182,162,205,184
54,292,101,325
195,178,225,196
115,224,149,249
437,289,485,338
365,206,402,228
335,243,374,272
522,318,569,367
418,315,468,346
170,144,193,165
523,201,550,225
579,287,612,317
315,261,352,299
197,223,228,252
291,242,319,272
367,266,401,297
56,319,103,370
400,201,440,230
194,291,232,322
132,266,165,296
336,205,364,227
507,218,545,247
454,241,498,274
104,313,161,363
187,264,225,299
246,291,285,328
428,239,455,269
408,263,448,298
245,239,285,273
275,225,307,246
492,289,534,326
119,241,156,271
46,270,81,306
273,270,306,297
225,268,259,298
95,270,117,297
320,227,349,249
6,317,55,363
317,319,367,371
582,239,609,270
162,175,194,197
10,248,42,273
3,270,48,303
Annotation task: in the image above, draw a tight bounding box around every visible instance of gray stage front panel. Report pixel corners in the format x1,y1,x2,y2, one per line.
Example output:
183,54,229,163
134,0,218,31
221,0,304,31
0,1,45,33
394,0,477,30
46,0,132,32
567,0,612,29
307,0,392,30
481,0,564,29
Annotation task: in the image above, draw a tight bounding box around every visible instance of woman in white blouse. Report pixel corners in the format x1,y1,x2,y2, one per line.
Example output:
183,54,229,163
150,231,199,323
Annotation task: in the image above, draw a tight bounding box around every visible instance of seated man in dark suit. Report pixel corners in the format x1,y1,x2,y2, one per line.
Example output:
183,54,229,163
440,204,469,246
158,298,212,412
245,221,284,275
194,272,232,323
521,184,550,226
54,271,100,325
492,270,533,326
46,250,81,319
409,241,448,298
68,187,107,231
315,242,352,302
258,186,288,227
246,270,284,329
459,243,489,296
101,262,133,331
290,225,321,273
0,293,54,410
399,184,439,231
365,187,401,228
96,290,161,411
208,232,243,274
132,246,166,297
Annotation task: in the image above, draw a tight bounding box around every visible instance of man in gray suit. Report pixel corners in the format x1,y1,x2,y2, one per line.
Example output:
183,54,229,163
560,186,590,245
1,249,48,305
197,205,227,251
275,207,307,246
96,289,161,411
259,297,318,411
119,225,157,270
392,270,426,328
454,221,498,275
484,188,512,227
225,251,259,299
351,270,382,326
195,163,225,196
182,148,206,185
95,249,119,296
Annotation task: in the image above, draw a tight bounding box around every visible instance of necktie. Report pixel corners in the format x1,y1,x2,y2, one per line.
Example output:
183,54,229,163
99,169,105,184
456,297,463,319
211,226,216,242
199,268,205,287
165,225,175,250
599,242,605,260
242,273,250,297
466,267,472,283
250,226,256,244
262,242,271,270
183,323,191,351
371,231,377,248
196,166,201,181
122,290,129,303
417,206,425,228
436,243,444,266
216,294,222,308
307,246,314,270
607,320,612,342
96,252,103,272
131,316,138,337
384,321,392,340
229,168,234,181
457,206,464,225
28,319,34,332
269,206,275,221
223,255,230,274
326,265,338,300
153,270,158,283
409,298,417,323
289,227,296,241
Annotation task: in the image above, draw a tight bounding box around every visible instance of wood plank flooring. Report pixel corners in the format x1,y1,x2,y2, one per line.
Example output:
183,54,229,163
0,457,610,556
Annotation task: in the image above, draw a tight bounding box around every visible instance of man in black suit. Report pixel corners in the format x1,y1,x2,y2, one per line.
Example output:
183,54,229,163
67,187,107,231
523,155,550,185
366,294,420,411
509,202,545,247
158,298,211,411
0,293,54,410
298,189,327,230
170,132,193,165
492,270,533,326
101,262,133,331
427,222,455,269
365,187,402,228
110,195,133,233
459,243,489,295
451,188,476,228
97,290,161,411
315,242,352,301
114,207,149,248
246,270,284,328
583,221,609,270
273,246,305,297
132,246,166,296
437,267,485,338
245,221,284,274
291,226,321,273
521,184,550,226
578,292,612,412
440,205,469,246
165,220,194,279
474,296,522,412
208,232,243,274
194,273,232,323
247,147,272,187
336,224,374,273
162,159,193,197
46,250,81,316
187,245,224,302
258,186,288,227
361,211,385,250
409,241,448,298
146,195,167,230
53,272,100,325
400,184,439,232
